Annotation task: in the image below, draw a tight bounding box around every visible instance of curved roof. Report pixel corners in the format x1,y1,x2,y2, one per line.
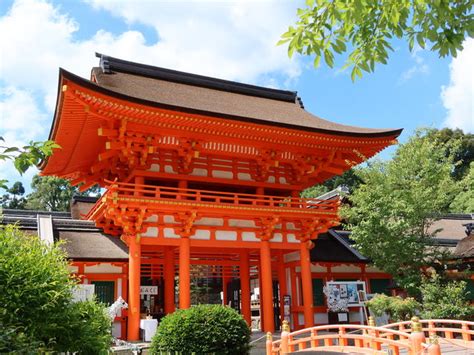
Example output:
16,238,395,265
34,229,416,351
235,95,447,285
85,53,402,138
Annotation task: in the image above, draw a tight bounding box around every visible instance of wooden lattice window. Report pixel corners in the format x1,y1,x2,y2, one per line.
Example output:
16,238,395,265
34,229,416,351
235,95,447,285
91,281,115,305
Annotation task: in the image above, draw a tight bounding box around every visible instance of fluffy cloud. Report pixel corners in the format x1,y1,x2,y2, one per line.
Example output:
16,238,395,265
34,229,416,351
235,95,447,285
441,38,474,133
0,0,301,186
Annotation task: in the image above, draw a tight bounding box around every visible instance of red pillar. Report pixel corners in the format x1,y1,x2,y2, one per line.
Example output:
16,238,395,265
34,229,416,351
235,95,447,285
260,240,274,333
179,236,191,309
164,246,175,314
240,250,251,325
127,237,141,340
300,241,314,328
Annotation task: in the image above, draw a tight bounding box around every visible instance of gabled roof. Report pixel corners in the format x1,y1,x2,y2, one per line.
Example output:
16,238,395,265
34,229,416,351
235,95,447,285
311,229,368,263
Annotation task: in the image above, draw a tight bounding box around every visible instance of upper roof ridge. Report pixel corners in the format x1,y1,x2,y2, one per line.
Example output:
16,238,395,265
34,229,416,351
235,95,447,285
95,53,300,104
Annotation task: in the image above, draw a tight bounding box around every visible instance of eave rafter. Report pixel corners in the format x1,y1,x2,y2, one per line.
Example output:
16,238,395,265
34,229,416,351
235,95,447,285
58,83,398,188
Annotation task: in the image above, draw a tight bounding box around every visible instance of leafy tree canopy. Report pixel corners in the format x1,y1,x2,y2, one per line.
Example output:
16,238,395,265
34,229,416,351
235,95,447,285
343,129,461,295
450,162,474,213
1,181,27,209
280,0,474,80
0,137,59,189
25,175,100,212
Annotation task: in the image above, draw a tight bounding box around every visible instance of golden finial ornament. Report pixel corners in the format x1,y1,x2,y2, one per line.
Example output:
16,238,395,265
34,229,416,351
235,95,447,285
266,332,272,341
282,320,290,332
368,316,376,327
411,316,422,332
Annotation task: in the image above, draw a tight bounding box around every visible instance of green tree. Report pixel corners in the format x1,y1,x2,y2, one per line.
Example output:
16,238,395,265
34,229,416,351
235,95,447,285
420,273,473,320
343,130,460,295
25,175,100,212
280,0,474,80
0,225,112,352
302,168,362,198
1,181,27,209
0,137,59,189
450,162,474,212
428,128,474,180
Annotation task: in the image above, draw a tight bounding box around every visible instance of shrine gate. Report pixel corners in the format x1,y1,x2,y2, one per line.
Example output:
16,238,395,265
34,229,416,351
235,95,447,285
41,54,401,340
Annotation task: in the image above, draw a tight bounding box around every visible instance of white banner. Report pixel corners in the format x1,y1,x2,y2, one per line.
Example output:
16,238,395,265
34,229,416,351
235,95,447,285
140,286,158,295
72,284,95,302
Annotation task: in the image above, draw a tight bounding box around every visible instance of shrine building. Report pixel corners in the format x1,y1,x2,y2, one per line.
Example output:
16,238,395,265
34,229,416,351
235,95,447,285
39,53,402,340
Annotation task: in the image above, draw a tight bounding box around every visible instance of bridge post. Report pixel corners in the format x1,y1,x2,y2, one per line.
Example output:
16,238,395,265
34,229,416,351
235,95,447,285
266,332,273,355
280,320,290,354
427,336,441,355
409,317,426,355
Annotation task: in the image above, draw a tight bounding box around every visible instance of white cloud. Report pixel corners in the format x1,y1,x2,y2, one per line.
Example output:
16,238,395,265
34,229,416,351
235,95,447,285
441,38,474,133
0,0,302,187
399,46,429,83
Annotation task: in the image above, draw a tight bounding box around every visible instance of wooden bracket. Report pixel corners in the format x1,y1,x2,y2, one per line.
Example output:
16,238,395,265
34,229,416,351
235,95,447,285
174,210,198,237
257,216,280,241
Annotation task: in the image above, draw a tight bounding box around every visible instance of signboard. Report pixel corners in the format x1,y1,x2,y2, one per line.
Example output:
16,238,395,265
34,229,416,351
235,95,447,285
140,286,158,295
325,281,366,307
72,284,95,302
283,295,291,323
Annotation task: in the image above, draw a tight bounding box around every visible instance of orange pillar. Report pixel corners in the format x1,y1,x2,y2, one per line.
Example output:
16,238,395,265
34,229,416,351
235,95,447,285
127,237,141,340
260,240,274,333
300,241,314,328
179,236,191,309
278,252,287,327
164,246,175,314
240,250,251,325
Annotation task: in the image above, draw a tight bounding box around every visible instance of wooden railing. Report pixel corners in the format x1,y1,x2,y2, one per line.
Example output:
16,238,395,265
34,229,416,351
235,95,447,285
381,319,474,350
267,318,474,354
97,180,339,212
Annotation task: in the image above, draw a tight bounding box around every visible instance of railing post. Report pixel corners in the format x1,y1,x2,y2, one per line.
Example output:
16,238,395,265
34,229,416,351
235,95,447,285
462,322,471,342
409,317,426,355
427,336,441,355
368,316,381,350
281,320,290,354
266,332,272,355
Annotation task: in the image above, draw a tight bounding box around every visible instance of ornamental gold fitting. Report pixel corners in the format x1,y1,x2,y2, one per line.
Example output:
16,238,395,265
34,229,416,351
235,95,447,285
368,316,376,327
411,316,422,332
266,332,272,341
282,320,290,332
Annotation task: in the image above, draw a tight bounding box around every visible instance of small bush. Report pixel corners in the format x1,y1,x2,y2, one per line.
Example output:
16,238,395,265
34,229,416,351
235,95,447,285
367,294,420,321
151,304,251,355
420,273,474,321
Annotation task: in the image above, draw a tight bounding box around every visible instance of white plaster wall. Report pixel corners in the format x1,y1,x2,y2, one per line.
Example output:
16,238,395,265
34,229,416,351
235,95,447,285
331,265,361,273
149,164,160,172
191,168,207,177
194,217,224,226
229,219,256,228
365,265,384,273
242,232,259,242
270,233,283,242
143,227,158,237
164,165,175,173
190,230,211,240
310,264,327,273
216,231,237,241
164,228,180,238
287,234,298,243
237,173,252,181
212,170,233,179
163,215,178,224
85,264,122,274
146,215,158,222
68,265,79,273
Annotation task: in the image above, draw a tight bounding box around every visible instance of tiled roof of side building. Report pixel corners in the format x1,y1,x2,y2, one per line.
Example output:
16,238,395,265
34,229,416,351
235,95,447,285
81,53,402,138
0,209,128,260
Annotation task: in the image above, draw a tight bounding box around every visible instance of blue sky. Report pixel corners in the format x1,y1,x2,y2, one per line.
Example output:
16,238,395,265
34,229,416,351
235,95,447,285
1,0,473,189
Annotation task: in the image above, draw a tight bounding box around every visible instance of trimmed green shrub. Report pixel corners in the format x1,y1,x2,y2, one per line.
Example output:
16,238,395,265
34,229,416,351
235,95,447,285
151,304,251,354
420,273,474,320
0,225,111,353
367,294,420,321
